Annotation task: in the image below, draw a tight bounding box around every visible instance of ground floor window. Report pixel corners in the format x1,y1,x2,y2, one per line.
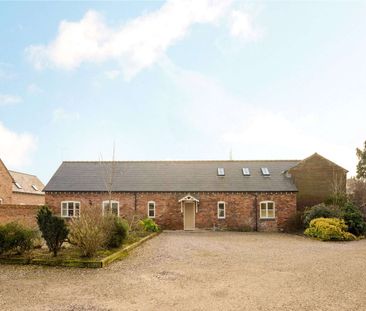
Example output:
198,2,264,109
260,201,275,219
217,201,226,219
102,200,120,216
61,201,80,218
148,201,156,218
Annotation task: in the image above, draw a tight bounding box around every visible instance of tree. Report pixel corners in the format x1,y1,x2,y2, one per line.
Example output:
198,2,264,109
36,206,69,256
356,141,366,180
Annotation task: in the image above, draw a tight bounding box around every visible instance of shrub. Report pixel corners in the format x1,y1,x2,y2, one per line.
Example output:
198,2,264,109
303,203,341,228
340,202,366,236
37,206,69,256
139,218,160,232
304,218,356,241
106,217,129,248
68,206,111,258
0,222,35,255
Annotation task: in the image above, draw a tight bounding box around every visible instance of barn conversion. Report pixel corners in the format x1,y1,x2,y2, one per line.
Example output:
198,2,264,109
44,153,347,231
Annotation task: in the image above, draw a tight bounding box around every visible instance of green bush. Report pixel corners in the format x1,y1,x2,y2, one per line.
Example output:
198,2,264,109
0,222,35,255
340,202,366,236
303,203,341,227
139,218,160,232
107,217,129,248
37,206,69,257
304,218,356,241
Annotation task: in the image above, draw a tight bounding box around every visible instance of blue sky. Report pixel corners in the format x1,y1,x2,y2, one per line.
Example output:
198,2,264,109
0,1,365,183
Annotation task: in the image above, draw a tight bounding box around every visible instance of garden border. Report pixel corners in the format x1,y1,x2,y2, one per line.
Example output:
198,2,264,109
0,232,159,268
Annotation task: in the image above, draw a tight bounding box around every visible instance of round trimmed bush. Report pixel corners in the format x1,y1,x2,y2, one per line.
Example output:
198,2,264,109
304,218,356,241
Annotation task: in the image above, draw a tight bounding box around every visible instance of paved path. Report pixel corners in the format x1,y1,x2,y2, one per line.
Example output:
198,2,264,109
1,231,366,310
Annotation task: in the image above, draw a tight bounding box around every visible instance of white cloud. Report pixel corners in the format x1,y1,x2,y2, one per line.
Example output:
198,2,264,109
163,61,355,173
229,9,262,41
0,94,22,106
53,108,80,122
104,69,121,80
25,0,233,79
0,122,37,167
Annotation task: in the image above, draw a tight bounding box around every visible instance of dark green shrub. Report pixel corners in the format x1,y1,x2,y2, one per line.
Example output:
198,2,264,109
139,218,160,232
37,206,69,256
304,218,356,241
107,217,129,248
340,202,366,236
303,203,341,228
0,222,35,255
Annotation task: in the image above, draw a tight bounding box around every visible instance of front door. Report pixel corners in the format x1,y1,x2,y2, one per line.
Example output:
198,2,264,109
184,203,195,230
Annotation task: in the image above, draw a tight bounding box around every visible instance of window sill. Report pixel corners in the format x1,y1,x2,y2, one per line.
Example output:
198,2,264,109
259,218,276,221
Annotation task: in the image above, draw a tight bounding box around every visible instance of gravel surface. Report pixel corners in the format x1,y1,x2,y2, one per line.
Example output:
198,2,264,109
1,231,366,311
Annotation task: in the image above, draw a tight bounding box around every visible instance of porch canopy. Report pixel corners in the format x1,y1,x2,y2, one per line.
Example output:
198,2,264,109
178,194,199,213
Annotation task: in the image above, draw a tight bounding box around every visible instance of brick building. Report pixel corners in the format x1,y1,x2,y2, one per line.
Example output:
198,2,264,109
0,159,45,205
44,154,347,231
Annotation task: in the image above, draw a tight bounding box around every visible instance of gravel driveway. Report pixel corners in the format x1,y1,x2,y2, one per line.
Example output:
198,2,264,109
1,231,366,311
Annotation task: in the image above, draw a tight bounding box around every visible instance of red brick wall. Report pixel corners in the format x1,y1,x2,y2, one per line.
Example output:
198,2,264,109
46,192,296,232
11,192,45,205
0,204,41,228
289,154,347,210
0,161,13,204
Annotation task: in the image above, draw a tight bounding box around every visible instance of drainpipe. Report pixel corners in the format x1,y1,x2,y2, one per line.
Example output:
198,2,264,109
254,193,258,232
134,192,137,212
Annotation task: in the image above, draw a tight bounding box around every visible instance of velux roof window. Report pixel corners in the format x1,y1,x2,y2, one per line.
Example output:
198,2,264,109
32,185,39,191
261,167,270,176
217,168,225,176
242,168,250,176
14,182,22,189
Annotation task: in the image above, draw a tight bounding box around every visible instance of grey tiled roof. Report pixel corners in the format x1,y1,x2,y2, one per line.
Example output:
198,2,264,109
44,160,299,192
10,170,45,195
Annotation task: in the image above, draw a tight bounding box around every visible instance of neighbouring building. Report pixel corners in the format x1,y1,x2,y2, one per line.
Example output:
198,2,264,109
0,159,45,205
44,153,347,232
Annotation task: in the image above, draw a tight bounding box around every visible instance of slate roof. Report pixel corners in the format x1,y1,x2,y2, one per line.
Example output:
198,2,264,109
9,170,45,195
44,160,300,193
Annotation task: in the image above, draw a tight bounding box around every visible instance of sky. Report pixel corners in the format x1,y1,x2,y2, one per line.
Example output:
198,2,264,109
0,0,366,183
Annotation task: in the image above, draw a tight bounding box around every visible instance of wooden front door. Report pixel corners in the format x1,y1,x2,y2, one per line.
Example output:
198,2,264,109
184,203,195,230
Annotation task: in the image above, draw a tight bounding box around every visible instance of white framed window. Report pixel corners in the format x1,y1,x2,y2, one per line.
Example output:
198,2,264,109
102,200,120,216
61,201,80,218
148,201,156,218
217,201,226,219
260,201,275,219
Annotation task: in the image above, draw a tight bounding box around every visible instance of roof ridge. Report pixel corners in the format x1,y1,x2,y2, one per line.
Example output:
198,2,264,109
8,170,37,177
62,159,301,163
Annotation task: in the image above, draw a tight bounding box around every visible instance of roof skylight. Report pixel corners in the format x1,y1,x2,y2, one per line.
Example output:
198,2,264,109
217,168,225,176
15,182,22,189
32,185,39,191
242,168,250,176
261,167,270,176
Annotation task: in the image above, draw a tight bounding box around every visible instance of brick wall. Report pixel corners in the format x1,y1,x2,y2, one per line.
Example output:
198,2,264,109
0,160,13,204
46,191,297,232
0,204,41,228
289,154,347,210
11,192,45,205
